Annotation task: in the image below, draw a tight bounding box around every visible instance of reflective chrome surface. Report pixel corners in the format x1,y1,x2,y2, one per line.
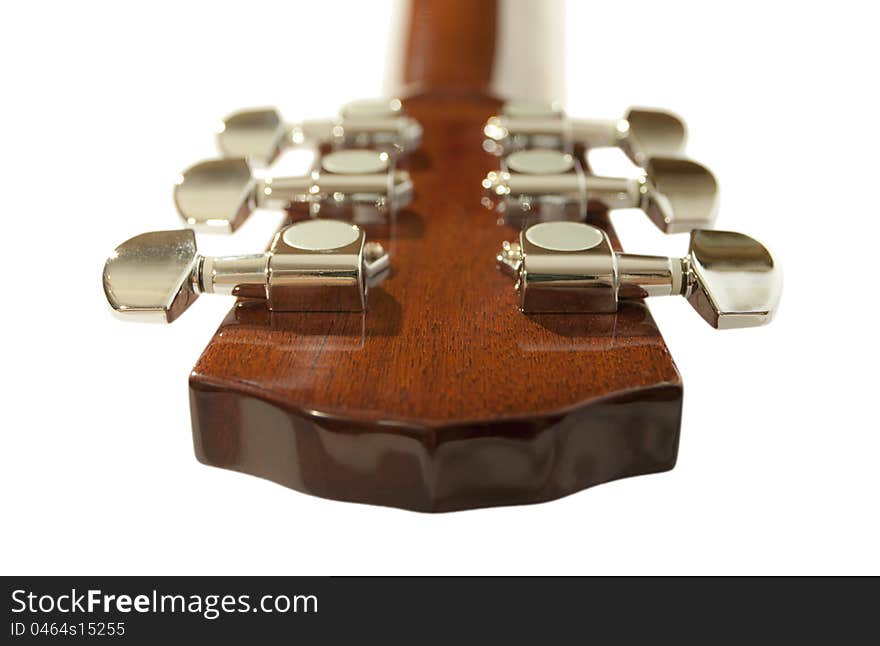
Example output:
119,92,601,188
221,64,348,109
503,100,564,119
516,222,618,314
483,149,718,233
482,148,587,223
174,158,255,233
267,221,367,312
330,116,423,154
498,222,781,329
103,221,391,321
686,230,782,329
216,107,286,164
200,254,267,297
216,98,422,163
340,97,403,119
257,155,413,222
621,108,688,165
485,104,687,166
482,114,573,155
639,157,719,233
496,240,522,279
363,241,391,281
103,230,200,323
175,151,412,232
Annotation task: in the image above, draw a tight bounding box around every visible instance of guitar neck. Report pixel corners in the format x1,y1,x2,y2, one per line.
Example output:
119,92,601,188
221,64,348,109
385,0,566,102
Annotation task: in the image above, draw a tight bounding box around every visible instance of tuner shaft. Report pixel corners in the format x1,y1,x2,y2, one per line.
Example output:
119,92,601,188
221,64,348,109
198,254,268,296
617,254,686,299
483,149,717,233
502,172,640,209
254,176,313,209
497,222,780,329
483,116,621,148
485,104,687,165
103,221,392,322
570,118,621,147
584,176,642,209
176,149,414,232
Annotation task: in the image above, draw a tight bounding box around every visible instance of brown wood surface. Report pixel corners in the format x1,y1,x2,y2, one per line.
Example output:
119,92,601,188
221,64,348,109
400,0,498,95
188,0,683,511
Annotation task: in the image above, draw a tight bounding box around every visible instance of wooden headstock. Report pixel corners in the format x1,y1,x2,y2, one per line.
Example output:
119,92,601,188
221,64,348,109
187,0,684,511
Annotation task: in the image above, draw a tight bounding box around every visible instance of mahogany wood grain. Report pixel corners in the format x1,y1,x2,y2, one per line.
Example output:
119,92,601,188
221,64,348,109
400,0,498,95
188,0,683,511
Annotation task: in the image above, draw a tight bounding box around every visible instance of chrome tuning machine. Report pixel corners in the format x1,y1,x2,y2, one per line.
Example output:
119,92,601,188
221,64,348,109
103,220,390,322
483,148,717,233
217,97,423,165
497,221,781,329
484,101,686,166
174,149,413,233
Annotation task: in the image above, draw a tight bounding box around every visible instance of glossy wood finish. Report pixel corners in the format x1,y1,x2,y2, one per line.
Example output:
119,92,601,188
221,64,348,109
188,0,683,511
399,0,498,95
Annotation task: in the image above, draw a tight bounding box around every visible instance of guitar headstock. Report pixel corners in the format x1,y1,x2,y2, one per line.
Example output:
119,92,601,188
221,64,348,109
102,0,780,511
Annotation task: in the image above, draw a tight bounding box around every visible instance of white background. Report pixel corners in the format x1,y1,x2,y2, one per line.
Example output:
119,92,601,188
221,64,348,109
2,0,878,575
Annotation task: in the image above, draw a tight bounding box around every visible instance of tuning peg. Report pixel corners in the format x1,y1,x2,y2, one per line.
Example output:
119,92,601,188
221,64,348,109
103,220,390,322
484,102,686,166
496,221,781,329
482,148,717,233
174,149,414,233
217,98,422,165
